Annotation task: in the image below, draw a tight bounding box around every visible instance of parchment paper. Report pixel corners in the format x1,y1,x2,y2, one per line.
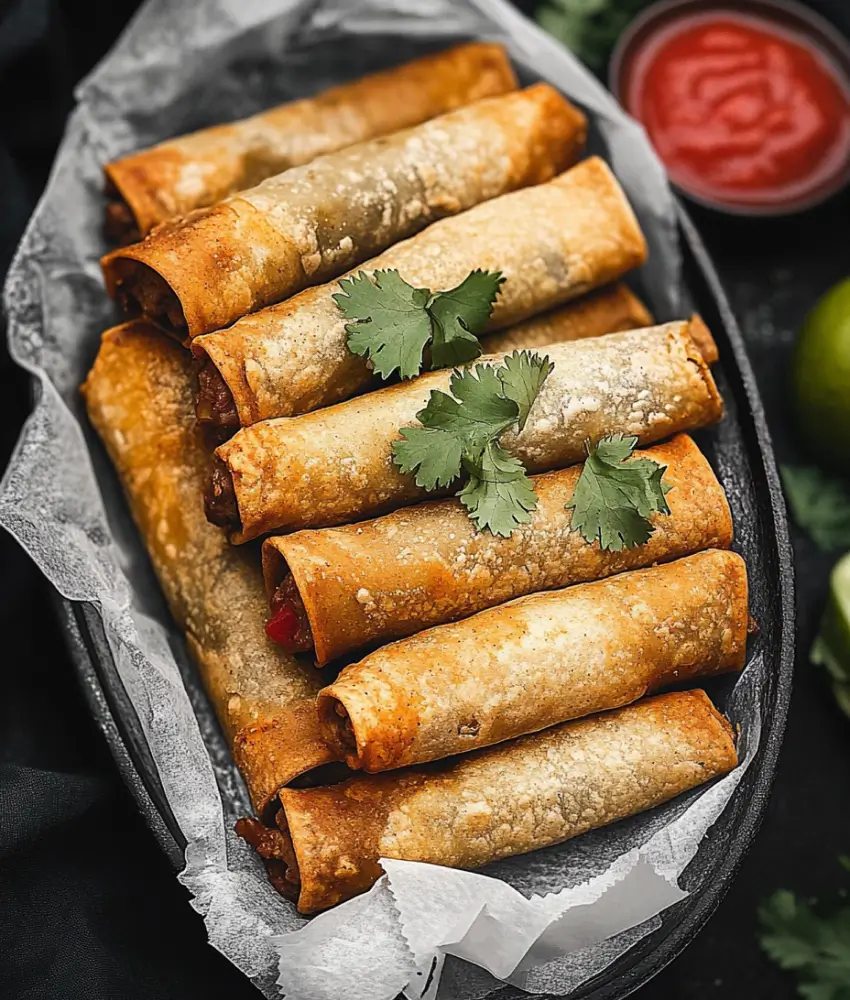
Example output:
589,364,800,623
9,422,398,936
0,1,762,997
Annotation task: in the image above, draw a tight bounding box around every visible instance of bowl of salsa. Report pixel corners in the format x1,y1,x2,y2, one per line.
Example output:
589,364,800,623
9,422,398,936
610,0,850,214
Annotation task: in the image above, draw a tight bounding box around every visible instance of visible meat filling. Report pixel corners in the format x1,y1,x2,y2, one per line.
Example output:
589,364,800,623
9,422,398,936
234,814,300,900
317,695,358,760
266,573,314,653
331,700,358,755
204,458,241,531
104,199,141,245
114,262,187,332
196,358,240,431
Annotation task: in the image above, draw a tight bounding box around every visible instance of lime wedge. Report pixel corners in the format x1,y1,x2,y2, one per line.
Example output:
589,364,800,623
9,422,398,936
811,551,850,718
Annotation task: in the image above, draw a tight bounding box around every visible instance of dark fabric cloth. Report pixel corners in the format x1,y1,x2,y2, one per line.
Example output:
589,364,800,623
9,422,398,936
1,2,849,999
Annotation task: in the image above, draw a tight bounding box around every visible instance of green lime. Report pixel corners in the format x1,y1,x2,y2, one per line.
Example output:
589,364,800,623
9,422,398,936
811,550,850,719
792,277,850,473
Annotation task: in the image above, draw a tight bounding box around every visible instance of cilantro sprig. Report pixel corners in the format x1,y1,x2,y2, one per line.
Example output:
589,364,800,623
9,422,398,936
567,435,672,551
536,0,652,72
393,351,554,537
758,861,850,999
334,268,504,380
780,464,850,551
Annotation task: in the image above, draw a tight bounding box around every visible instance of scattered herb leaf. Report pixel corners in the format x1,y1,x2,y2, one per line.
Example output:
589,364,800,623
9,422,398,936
567,434,672,551
392,351,552,536
428,270,506,370
335,268,503,380
780,465,850,552
535,0,653,73
758,874,850,1000
498,347,554,431
391,425,465,492
459,440,539,537
334,270,432,380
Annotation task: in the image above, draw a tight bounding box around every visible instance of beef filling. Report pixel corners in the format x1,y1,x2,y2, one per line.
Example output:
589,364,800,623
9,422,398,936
204,458,241,531
196,358,240,430
234,815,300,900
104,199,141,245
331,700,358,755
115,263,187,332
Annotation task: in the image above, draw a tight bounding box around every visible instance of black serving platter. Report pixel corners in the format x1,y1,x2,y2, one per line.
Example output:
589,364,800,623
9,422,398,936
53,194,795,998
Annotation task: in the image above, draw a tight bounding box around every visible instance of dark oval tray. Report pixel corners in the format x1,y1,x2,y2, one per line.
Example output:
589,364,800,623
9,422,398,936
55,198,795,998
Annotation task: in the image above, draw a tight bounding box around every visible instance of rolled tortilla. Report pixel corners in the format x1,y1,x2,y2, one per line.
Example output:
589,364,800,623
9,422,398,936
489,304,716,364
197,282,654,435
81,321,336,817
483,284,653,357
258,690,737,912
262,435,732,665
318,550,747,771
209,318,723,542
191,155,648,426
104,42,518,243
102,84,587,338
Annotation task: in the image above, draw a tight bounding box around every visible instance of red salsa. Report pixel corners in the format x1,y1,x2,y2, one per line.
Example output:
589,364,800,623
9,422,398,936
624,11,850,209
266,575,314,653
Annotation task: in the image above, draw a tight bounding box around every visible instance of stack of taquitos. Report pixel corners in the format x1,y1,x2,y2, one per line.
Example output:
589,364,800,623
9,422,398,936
317,549,748,771
242,541,746,904
85,43,747,920
242,691,738,913
197,281,657,436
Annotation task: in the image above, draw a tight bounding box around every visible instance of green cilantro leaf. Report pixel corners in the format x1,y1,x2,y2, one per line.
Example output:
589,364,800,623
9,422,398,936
536,0,653,73
447,364,519,433
758,887,850,999
780,464,850,552
497,350,554,431
334,270,432,380
459,441,538,537
392,367,517,490
567,434,673,551
392,425,464,491
428,270,504,370
392,353,552,536
590,435,636,464
335,268,503,380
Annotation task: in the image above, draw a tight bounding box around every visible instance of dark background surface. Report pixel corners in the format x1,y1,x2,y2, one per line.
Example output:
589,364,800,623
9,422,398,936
1,1,849,998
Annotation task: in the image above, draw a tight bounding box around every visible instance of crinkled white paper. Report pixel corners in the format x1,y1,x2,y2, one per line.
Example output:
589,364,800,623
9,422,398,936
1,1,763,997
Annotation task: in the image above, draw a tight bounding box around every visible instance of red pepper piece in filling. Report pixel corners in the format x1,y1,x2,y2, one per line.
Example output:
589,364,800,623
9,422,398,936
265,574,314,653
